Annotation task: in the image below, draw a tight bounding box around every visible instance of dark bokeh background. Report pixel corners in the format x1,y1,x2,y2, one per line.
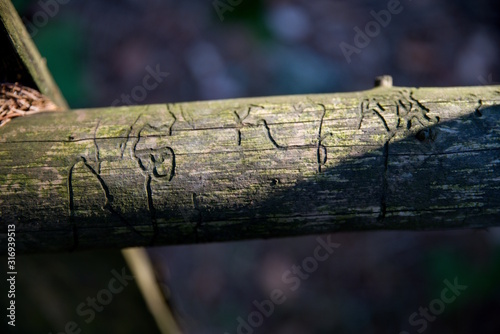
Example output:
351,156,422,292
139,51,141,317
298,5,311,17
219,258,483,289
3,0,500,333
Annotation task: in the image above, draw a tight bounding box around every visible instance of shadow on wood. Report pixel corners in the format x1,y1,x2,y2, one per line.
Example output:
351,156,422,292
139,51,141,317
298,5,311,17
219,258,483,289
0,89,499,253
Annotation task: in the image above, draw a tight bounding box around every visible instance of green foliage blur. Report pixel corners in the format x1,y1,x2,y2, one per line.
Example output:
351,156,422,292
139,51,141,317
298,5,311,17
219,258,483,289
13,0,89,108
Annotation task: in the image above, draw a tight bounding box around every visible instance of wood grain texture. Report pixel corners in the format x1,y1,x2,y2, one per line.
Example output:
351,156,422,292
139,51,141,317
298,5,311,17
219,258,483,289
1,86,499,254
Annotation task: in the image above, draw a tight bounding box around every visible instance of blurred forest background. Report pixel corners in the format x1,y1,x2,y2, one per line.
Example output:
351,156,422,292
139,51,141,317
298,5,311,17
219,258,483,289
2,0,500,333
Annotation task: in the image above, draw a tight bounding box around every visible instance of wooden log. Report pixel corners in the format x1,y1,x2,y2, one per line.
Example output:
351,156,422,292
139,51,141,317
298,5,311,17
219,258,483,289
1,85,500,254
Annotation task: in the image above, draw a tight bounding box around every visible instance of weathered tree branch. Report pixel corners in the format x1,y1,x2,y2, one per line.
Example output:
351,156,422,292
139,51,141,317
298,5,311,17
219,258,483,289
0,0,68,109
1,85,499,253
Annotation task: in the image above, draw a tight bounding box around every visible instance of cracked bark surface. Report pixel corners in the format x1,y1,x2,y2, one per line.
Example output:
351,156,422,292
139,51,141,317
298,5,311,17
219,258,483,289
1,85,500,254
